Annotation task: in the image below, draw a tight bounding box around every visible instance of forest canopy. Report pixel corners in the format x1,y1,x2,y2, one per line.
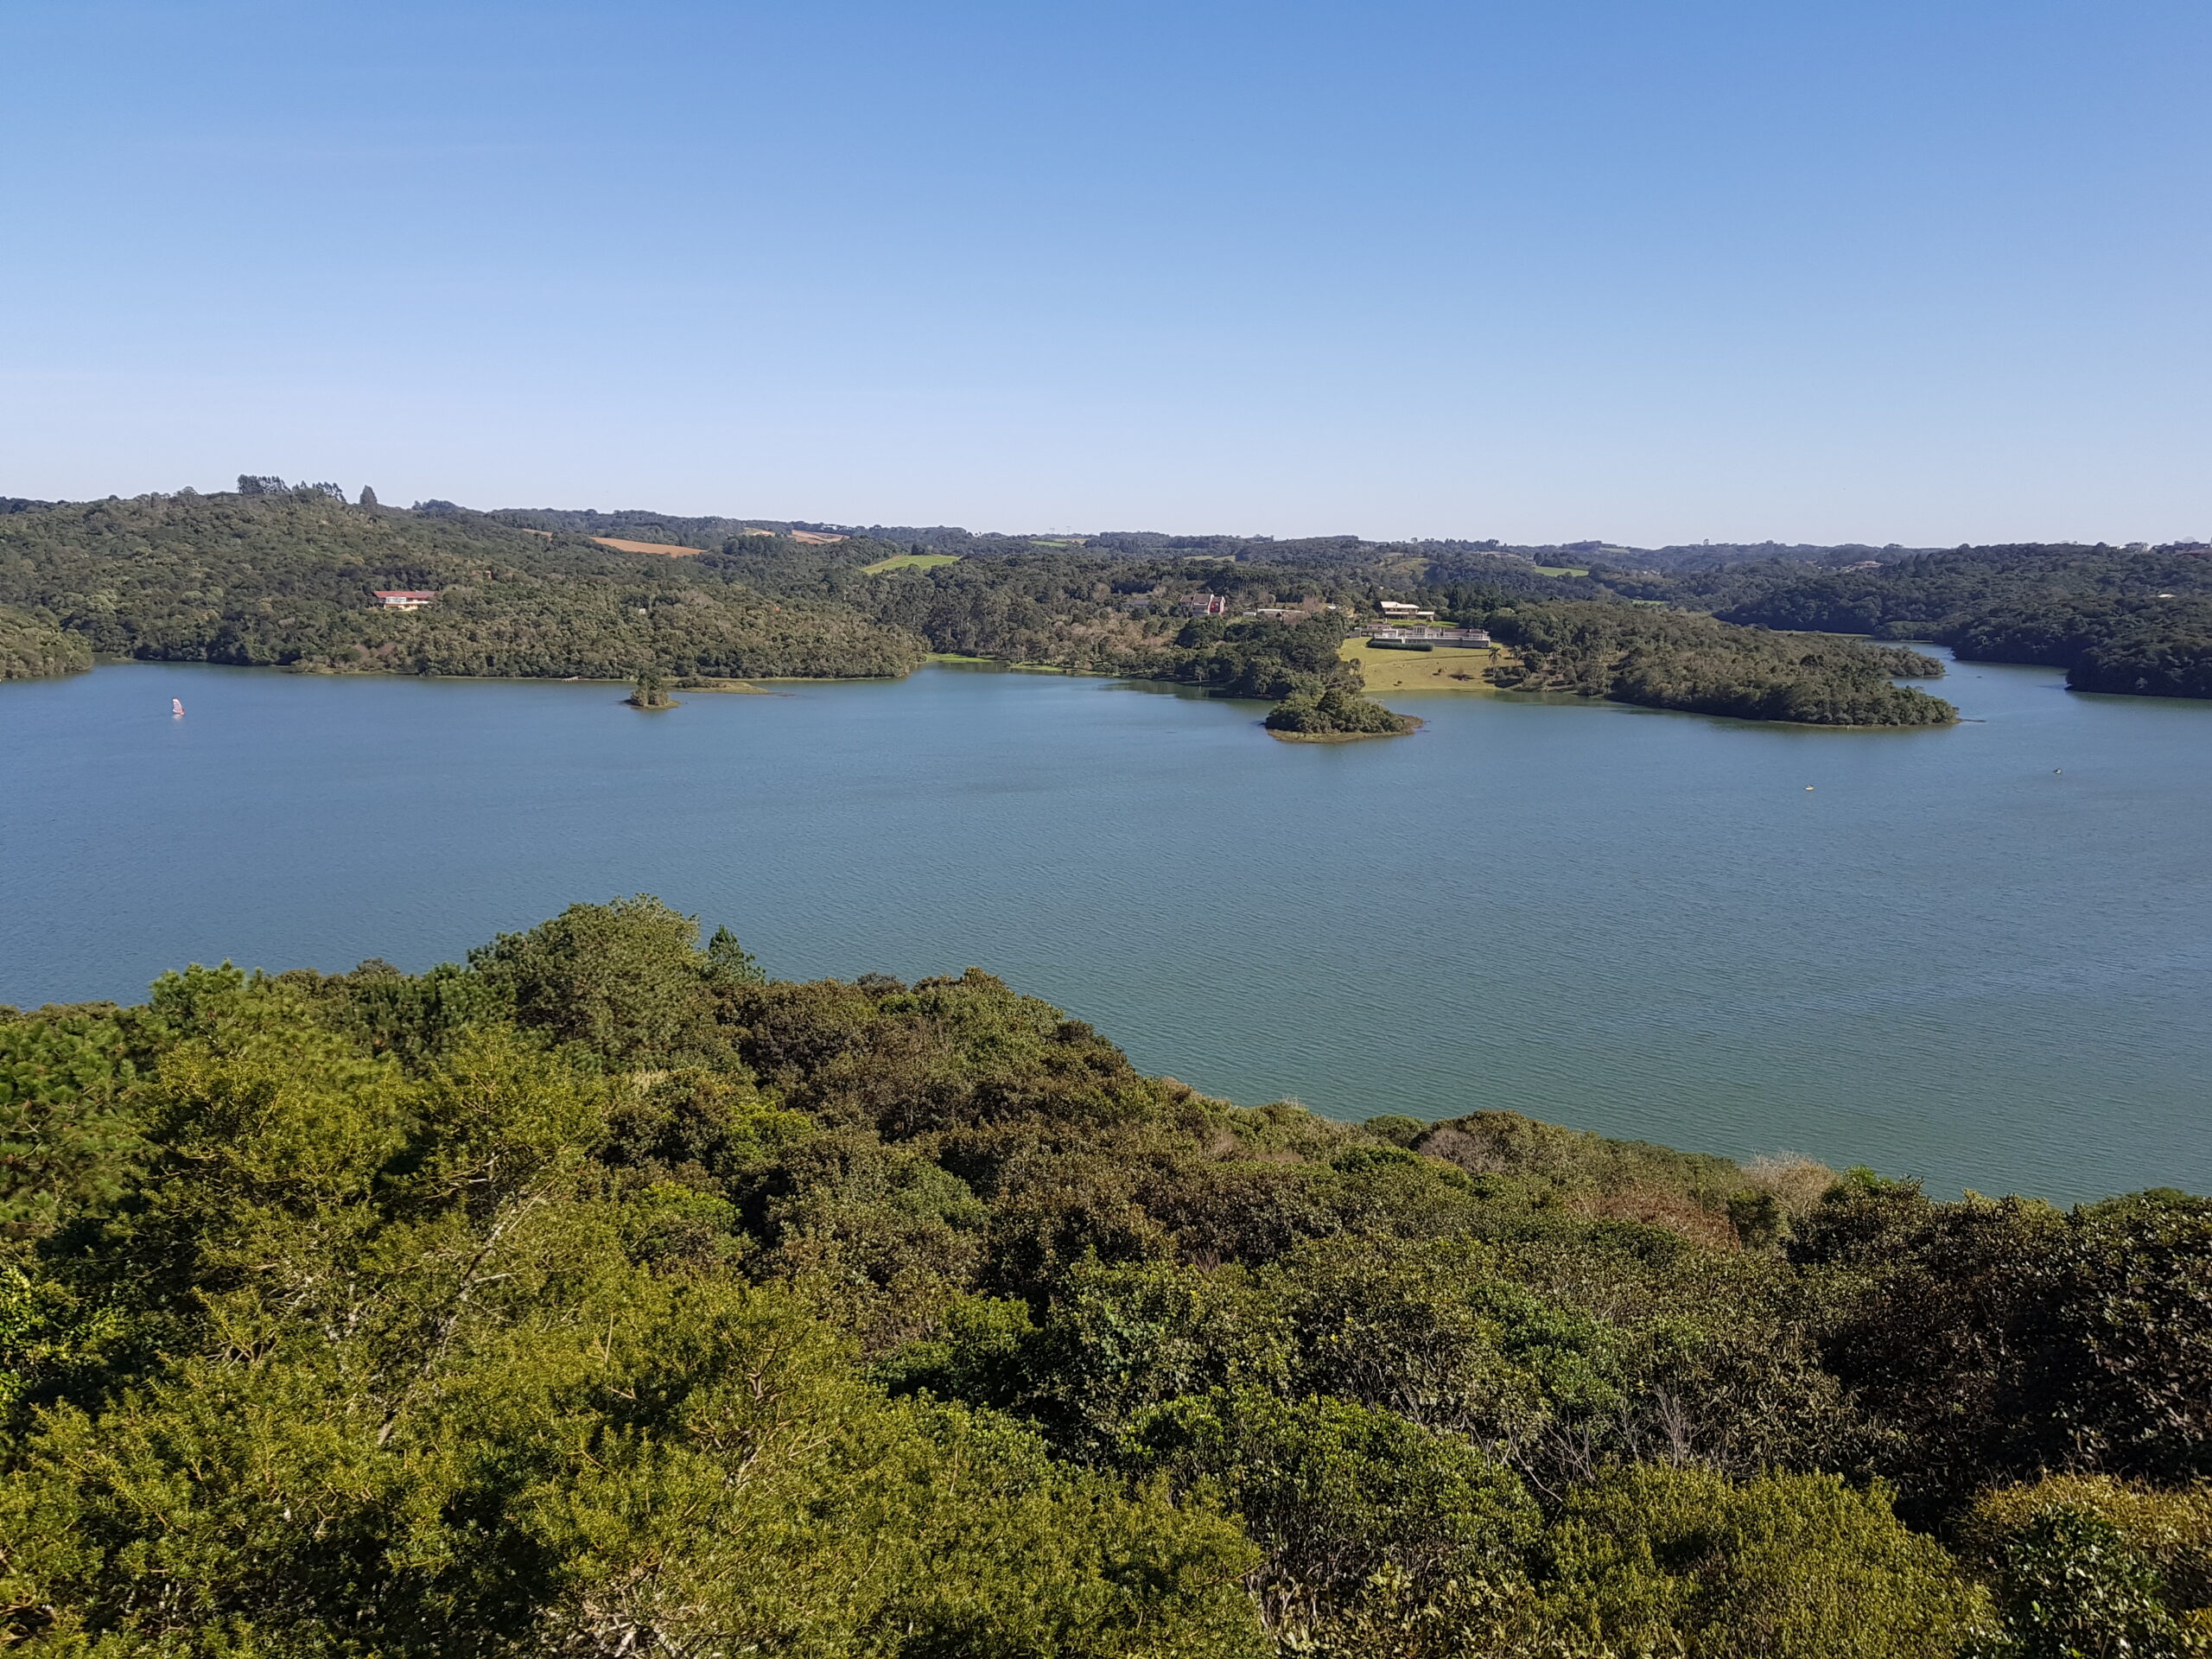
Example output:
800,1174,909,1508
1687,545,2212,701
0,604,89,680
12,484,2204,720
3,898,2209,1656
0,489,922,681
1482,602,1957,727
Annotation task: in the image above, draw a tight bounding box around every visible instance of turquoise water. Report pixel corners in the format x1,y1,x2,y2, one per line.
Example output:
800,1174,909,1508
3,656,2207,1201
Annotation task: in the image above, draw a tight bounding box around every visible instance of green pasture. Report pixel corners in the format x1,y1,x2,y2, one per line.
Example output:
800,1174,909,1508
861,552,963,574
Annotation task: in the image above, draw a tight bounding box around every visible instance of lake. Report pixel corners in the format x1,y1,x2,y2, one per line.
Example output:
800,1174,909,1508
3,655,2207,1203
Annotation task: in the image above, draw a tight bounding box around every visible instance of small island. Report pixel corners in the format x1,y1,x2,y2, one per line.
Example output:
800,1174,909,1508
1264,683,1421,741
626,669,678,710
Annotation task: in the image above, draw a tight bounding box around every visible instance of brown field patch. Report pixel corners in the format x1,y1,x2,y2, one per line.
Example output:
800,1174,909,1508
593,537,707,557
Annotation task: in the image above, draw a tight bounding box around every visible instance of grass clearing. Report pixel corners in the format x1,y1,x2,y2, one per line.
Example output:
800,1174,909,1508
1340,638,1513,693
1531,564,1589,578
862,552,962,574
593,537,707,557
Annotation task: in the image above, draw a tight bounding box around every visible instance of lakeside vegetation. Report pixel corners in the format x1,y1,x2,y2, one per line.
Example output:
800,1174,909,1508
1683,545,2212,701
3,896,2208,1655
0,605,89,680
1263,684,1420,738
1483,603,1957,726
0,486,921,683
16,482,2207,727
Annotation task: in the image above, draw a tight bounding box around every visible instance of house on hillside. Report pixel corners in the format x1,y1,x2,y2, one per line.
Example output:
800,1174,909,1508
1377,600,1437,621
1181,594,1229,616
372,590,436,610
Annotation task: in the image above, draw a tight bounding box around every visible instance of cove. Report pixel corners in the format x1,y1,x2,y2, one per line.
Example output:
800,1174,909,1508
3,654,2207,1204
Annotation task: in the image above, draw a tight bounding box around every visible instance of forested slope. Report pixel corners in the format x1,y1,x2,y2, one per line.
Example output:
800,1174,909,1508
0,488,923,680
1483,601,1956,726
1,481,2010,727
4,898,2208,1655
1688,546,2212,700
0,605,89,679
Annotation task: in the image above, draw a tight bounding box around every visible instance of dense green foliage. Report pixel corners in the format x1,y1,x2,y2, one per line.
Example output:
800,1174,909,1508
1263,685,1416,737
1948,595,2212,699
1692,545,2212,637
1482,602,1957,726
3,899,2208,1653
10,482,2044,727
0,489,922,681
0,604,89,679
1690,545,2212,701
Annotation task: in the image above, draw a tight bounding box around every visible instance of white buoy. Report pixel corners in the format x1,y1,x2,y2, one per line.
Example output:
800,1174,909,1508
171,698,184,718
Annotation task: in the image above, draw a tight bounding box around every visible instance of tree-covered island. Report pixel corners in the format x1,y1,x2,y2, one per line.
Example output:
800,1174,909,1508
3,896,2209,1654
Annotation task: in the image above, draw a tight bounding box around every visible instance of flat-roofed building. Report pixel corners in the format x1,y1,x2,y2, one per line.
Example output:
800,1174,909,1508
1370,626,1491,647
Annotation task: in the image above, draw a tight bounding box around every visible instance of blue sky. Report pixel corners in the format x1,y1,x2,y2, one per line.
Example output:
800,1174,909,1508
3,1,2206,543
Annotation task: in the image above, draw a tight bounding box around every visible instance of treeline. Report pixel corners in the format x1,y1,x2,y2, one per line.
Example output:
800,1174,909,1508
0,605,89,680
812,550,1963,729
1686,545,2212,702
1160,613,1414,734
23,480,2207,716
0,490,923,681
1482,601,1957,726
1948,595,2212,699
754,551,1417,730
3,898,2209,1654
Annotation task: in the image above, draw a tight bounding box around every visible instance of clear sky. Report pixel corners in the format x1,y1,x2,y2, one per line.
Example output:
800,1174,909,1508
3,1,2206,544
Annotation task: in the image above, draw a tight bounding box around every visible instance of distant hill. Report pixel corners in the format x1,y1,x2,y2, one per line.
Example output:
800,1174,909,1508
0,488,922,681
12,481,2200,707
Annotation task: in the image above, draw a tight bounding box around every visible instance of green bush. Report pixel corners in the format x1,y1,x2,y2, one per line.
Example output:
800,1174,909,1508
1537,1465,1994,1656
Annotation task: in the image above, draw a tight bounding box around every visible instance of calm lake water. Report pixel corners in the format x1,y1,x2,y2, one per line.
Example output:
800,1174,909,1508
3,656,2207,1202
